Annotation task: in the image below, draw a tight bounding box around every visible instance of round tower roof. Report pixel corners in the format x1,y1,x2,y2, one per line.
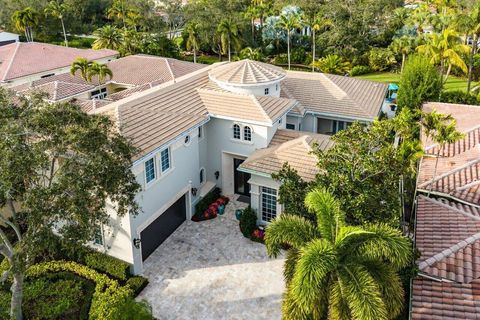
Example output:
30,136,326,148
209,59,286,85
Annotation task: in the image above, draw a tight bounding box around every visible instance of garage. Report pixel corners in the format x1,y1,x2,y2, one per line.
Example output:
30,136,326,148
140,194,187,261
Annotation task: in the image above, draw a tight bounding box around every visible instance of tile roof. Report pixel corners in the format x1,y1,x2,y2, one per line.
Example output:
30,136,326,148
411,102,480,319
281,71,388,120
209,59,285,85
18,81,94,101
239,129,333,181
0,42,117,82
197,88,296,124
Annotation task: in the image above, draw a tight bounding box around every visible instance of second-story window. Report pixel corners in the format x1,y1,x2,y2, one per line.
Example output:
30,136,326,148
145,157,156,183
233,124,241,139
91,88,107,100
160,148,170,172
244,126,252,141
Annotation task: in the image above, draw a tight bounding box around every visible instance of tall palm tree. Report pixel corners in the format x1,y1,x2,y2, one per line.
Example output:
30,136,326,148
390,36,416,73
11,7,38,42
421,112,464,195
276,13,302,70
70,57,92,82
92,25,123,50
310,15,331,72
217,18,240,62
44,0,69,47
107,0,128,29
457,3,480,92
87,62,113,84
417,29,470,83
265,188,412,320
185,22,200,64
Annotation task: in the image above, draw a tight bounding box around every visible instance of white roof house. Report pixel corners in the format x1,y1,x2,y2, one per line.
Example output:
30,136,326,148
0,31,19,46
15,56,388,274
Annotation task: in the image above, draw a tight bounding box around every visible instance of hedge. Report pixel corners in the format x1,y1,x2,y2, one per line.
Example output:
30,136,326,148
85,251,131,281
26,261,132,320
126,276,149,296
239,206,257,238
194,187,221,216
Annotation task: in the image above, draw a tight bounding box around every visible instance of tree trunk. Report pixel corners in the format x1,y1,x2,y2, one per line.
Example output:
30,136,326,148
287,32,291,70
10,271,24,320
251,19,255,42
467,34,477,93
401,53,406,73
312,29,315,72
61,18,68,47
228,39,231,62
444,63,452,84
193,48,197,64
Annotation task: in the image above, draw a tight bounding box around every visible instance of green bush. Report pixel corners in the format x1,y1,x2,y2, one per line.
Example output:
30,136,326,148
239,206,257,238
126,276,149,296
85,251,131,281
290,47,306,64
350,65,371,76
27,261,132,320
368,47,396,72
273,53,288,64
194,187,221,216
438,90,480,105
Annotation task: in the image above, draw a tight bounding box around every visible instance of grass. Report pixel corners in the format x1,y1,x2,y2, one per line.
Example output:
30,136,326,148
354,72,469,91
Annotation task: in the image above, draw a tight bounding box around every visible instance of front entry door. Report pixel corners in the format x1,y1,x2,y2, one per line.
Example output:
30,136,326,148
234,158,250,196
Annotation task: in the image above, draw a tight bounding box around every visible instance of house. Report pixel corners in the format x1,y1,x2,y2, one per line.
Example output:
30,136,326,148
410,102,480,319
75,59,389,274
0,42,118,87
0,30,19,46
11,54,207,109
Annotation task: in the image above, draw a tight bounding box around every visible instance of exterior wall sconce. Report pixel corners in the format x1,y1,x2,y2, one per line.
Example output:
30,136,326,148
215,171,220,180
133,238,141,249
191,187,198,196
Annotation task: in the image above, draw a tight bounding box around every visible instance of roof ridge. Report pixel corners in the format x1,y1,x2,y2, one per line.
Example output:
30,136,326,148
418,231,480,271
1,41,20,81
424,125,480,153
418,195,480,221
251,95,273,123
418,157,480,189
164,58,175,81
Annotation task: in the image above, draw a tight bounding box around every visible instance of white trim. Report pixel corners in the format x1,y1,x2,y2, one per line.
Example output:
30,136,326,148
307,111,373,123
144,156,157,189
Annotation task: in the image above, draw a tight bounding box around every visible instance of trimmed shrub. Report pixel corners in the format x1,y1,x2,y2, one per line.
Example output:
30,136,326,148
85,251,131,281
438,90,480,105
239,206,257,238
27,261,132,320
126,276,149,296
350,65,371,76
194,187,221,216
368,47,396,72
291,47,307,64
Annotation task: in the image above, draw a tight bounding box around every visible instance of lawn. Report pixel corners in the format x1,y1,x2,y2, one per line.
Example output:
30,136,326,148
354,72,469,91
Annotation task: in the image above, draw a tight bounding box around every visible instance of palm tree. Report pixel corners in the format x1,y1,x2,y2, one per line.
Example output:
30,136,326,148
217,18,240,62
310,15,331,72
92,25,123,50
70,57,92,82
276,13,302,70
265,188,412,320
87,62,113,84
44,0,69,47
417,29,470,83
312,54,350,75
421,111,464,195
390,36,416,73
11,7,38,42
107,0,128,28
185,22,200,64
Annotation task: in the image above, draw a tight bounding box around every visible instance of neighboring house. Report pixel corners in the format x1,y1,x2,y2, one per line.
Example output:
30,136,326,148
0,30,19,46
12,54,207,110
0,42,117,87
410,102,480,319
76,59,389,274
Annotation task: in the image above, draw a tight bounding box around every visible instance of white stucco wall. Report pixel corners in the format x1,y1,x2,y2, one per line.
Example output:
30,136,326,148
0,32,19,43
214,80,282,97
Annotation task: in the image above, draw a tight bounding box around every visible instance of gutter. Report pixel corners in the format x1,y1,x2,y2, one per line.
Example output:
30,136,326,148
304,111,374,123
236,166,272,179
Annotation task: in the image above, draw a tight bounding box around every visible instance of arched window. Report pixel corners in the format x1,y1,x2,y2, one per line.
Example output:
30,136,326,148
244,126,252,141
233,124,241,139
200,168,205,184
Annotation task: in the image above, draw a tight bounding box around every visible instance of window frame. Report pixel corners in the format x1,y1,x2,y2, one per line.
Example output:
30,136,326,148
260,186,277,223
264,88,269,95
233,124,241,140
286,123,295,130
243,126,252,141
198,126,203,139
160,148,171,173
90,87,107,100
93,224,104,246
144,157,156,184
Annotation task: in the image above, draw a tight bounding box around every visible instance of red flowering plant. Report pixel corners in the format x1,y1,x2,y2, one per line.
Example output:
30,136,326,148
251,228,265,243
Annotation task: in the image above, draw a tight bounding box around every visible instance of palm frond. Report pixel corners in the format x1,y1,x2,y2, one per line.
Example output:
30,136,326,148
264,214,318,257
284,247,300,285
328,278,352,320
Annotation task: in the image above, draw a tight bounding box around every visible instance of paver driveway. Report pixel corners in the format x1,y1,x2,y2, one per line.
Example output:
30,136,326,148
137,197,285,320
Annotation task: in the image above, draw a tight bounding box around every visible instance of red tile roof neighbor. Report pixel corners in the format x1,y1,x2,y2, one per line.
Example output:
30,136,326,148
411,102,480,319
0,42,117,82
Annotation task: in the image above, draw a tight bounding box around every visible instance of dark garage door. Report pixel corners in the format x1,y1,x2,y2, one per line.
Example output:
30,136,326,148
140,194,186,261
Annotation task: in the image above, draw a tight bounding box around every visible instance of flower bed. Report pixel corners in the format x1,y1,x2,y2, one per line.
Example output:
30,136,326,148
192,194,229,222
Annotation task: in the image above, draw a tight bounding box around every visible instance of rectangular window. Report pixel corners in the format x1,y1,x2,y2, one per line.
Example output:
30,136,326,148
286,123,295,130
91,88,107,100
332,120,351,134
261,187,277,222
198,126,203,139
160,148,170,172
93,225,103,245
145,157,156,183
